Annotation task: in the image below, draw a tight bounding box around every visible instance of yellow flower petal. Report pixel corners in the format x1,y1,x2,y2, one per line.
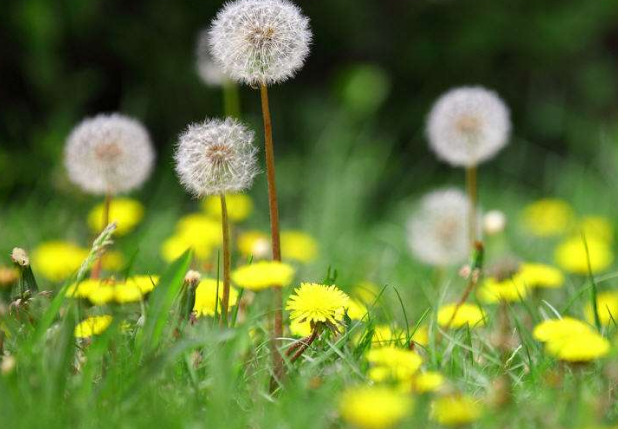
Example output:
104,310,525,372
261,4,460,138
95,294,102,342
585,291,618,327
555,236,613,274
88,198,144,236
522,198,574,237
193,278,239,317
237,230,271,259
32,241,88,282
286,283,349,325
74,315,112,338
431,394,483,426
281,230,318,263
437,303,486,329
339,386,413,429
366,346,422,382
232,261,295,291
202,193,253,223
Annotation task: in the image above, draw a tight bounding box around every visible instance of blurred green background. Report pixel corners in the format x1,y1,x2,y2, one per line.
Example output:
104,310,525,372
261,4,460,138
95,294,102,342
2,0,618,287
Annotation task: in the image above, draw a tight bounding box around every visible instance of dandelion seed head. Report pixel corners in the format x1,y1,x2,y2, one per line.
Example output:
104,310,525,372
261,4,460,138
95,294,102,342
209,0,312,86
406,188,471,267
196,29,228,86
427,86,511,167
174,118,259,197
65,113,155,195
483,209,506,236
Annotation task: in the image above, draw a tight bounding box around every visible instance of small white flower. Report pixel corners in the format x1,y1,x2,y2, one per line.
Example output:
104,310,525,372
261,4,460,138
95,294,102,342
427,86,511,167
209,0,312,86
65,113,155,195
196,29,227,86
406,188,473,266
174,118,259,197
483,210,507,236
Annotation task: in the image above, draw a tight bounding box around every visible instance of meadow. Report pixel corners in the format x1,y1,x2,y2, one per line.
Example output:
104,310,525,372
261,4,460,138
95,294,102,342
1,1,618,428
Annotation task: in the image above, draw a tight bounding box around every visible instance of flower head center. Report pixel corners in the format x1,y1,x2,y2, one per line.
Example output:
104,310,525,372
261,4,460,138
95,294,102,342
205,143,233,167
95,142,123,162
247,26,276,49
455,115,481,137
437,218,459,244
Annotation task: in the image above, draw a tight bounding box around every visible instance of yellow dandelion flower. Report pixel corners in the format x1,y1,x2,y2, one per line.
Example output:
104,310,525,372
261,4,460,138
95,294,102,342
346,299,368,320
176,213,222,246
74,315,113,338
237,230,270,259
114,283,143,304
232,261,295,291
555,236,613,274
431,394,483,426
412,371,445,393
202,193,253,223
532,317,593,343
281,230,318,263
160,234,212,262
126,275,160,294
193,278,239,317
67,279,101,299
352,281,381,304
32,241,88,282
578,216,613,243
366,346,422,382
365,325,407,346
478,276,528,304
0,266,19,287
339,386,413,429
286,283,350,325
88,198,144,236
289,318,312,337
518,263,564,289
290,299,367,336
585,291,618,327
522,198,574,237
85,280,144,305
101,250,125,271
437,303,486,329
88,284,116,306
545,331,610,362
411,325,429,347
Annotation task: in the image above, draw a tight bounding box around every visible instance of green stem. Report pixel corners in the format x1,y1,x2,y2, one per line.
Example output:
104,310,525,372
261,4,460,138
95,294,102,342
223,81,240,119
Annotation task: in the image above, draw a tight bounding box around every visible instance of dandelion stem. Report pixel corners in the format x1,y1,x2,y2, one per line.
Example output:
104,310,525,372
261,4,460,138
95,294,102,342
466,165,478,247
259,83,284,387
91,193,111,279
223,81,241,119
445,242,484,330
288,327,320,363
220,193,231,326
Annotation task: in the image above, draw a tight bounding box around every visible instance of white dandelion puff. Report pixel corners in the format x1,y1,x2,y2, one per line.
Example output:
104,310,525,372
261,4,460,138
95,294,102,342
174,117,259,197
209,0,312,86
196,29,228,87
427,86,511,167
406,188,475,267
483,209,507,236
65,113,155,195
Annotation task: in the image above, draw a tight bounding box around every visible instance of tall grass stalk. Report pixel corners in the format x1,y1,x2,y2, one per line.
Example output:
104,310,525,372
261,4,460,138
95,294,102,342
91,193,112,279
219,193,231,325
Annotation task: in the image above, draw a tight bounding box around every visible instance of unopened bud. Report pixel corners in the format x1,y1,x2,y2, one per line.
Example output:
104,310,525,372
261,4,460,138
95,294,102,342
1,355,15,375
10,248,29,267
184,270,201,287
